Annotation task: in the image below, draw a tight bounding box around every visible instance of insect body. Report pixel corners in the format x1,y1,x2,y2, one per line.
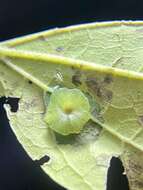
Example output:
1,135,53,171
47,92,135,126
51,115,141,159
44,88,91,135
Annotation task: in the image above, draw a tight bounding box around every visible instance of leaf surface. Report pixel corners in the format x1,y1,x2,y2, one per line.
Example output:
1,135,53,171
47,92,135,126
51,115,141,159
1,21,143,190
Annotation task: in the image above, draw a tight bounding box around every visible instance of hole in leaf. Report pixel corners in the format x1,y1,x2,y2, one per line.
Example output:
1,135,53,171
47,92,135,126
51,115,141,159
35,155,50,166
6,97,20,112
107,157,129,190
0,97,20,112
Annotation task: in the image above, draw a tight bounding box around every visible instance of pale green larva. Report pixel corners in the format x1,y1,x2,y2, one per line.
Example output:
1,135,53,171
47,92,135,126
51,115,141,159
44,88,91,135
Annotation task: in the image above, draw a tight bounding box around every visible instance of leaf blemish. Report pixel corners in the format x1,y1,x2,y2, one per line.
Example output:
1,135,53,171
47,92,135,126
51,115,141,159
104,75,113,84
125,156,143,189
96,88,113,102
128,158,143,174
134,180,143,189
28,80,33,84
38,35,48,41
102,89,113,102
72,71,82,86
86,77,113,101
77,121,102,144
86,77,99,93
138,115,143,126
56,46,64,52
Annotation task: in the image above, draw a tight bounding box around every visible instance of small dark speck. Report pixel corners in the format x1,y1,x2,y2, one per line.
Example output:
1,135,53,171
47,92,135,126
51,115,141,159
56,47,64,52
71,66,76,70
104,75,113,84
38,35,48,41
28,80,33,84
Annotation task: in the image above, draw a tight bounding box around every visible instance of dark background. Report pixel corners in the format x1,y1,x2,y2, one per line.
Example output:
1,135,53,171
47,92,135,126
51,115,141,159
0,0,141,189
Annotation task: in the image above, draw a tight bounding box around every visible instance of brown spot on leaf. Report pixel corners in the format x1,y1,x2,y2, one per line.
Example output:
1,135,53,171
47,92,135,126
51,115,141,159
38,35,48,41
104,89,113,101
104,75,113,84
128,159,143,174
86,77,113,102
72,71,82,86
134,180,143,188
71,66,76,70
97,88,113,101
138,115,143,126
28,80,33,84
124,153,143,190
86,77,99,93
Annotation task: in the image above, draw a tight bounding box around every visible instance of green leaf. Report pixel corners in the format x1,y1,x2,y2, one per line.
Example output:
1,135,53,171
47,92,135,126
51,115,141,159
1,21,143,190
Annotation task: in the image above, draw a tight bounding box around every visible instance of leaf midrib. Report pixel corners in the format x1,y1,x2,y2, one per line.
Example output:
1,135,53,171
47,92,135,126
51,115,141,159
1,47,143,81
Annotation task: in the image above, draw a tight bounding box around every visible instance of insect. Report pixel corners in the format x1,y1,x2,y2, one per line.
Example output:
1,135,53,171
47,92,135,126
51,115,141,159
44,87,91,135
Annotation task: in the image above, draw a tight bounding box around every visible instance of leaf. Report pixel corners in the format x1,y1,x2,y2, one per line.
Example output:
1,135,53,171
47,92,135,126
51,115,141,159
1,21,143,190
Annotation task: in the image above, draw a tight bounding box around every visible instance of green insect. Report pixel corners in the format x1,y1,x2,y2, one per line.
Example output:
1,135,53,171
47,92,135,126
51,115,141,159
44,87,91,135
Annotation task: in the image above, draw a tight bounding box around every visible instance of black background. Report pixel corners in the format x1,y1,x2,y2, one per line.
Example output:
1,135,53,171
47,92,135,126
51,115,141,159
0,0,142,189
